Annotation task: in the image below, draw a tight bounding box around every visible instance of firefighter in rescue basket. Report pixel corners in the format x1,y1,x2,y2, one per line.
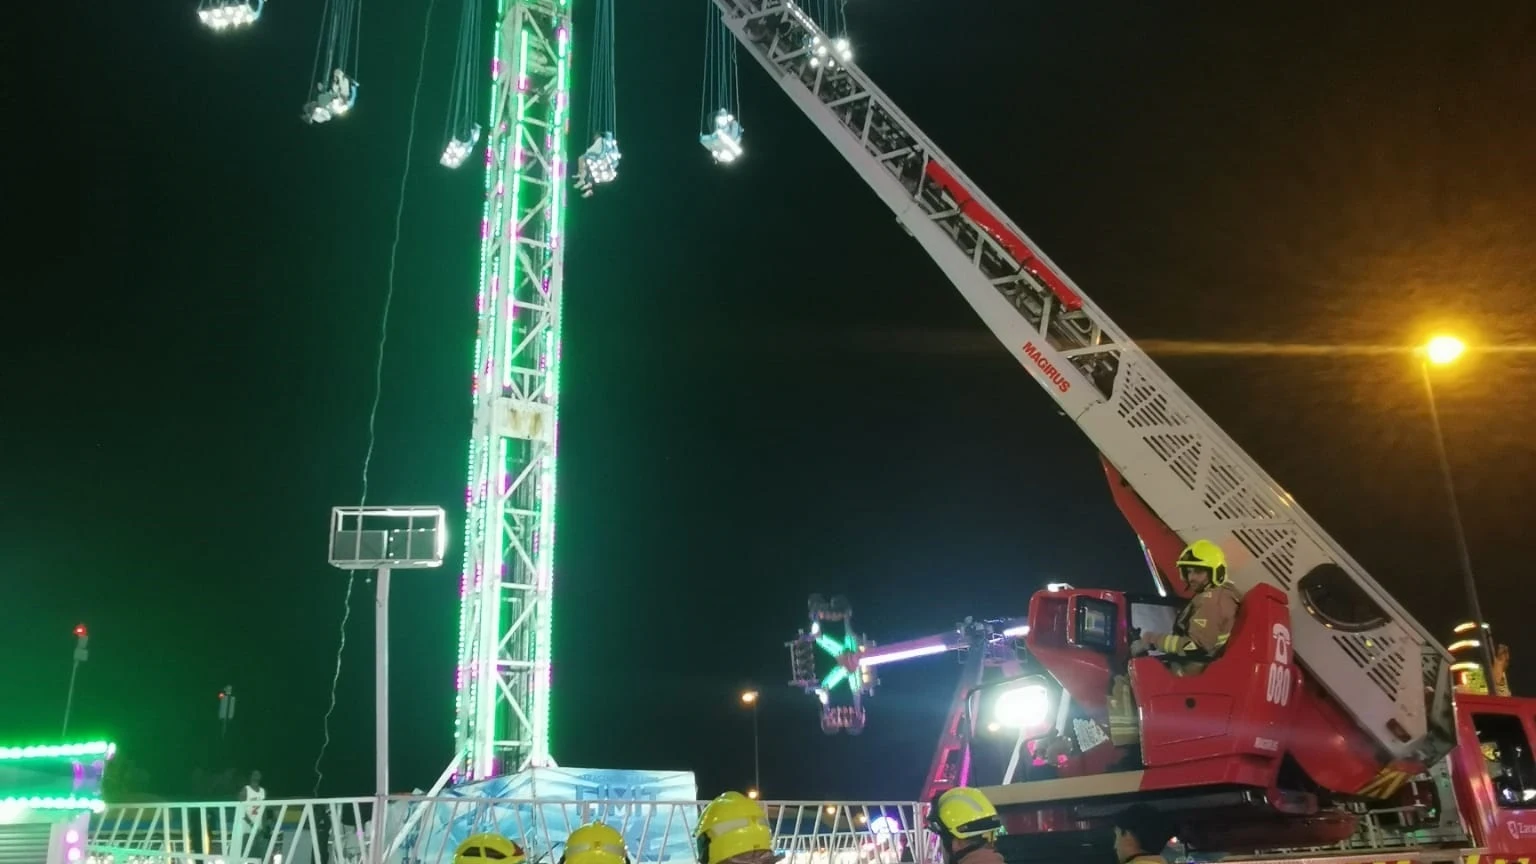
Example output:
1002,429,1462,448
1132,539,1241,674
1102,539,1242,746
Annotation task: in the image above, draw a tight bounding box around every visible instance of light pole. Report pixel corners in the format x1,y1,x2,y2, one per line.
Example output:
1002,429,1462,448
1417,335,1496,677
327,505,448,821
740,690,760,796
63,624,89,737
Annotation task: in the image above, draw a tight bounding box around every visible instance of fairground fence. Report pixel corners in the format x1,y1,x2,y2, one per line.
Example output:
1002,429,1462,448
86,797,936,864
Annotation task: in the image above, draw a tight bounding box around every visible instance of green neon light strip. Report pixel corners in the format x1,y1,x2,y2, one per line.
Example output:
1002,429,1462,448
0,796,106,813
813,629,862,693
0,742,114,761
457,0,511,778
821,667,848,690
531,6,572,766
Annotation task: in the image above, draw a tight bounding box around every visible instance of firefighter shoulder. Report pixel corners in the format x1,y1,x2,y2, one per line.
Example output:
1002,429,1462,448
1137,539,1240,658
455,833,527,864
563,823,630,864
928,787,1004,864
696,792,778,864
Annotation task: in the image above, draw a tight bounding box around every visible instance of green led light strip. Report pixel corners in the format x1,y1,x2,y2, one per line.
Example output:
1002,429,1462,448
0,795,106,813
0,742,115,762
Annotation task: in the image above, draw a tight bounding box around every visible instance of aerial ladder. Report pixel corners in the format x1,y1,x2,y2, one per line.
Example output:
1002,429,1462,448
713,0,1536,860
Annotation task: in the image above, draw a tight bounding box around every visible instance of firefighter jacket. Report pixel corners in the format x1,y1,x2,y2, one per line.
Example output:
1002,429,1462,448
951,844,1005,864
1145,583,1241,657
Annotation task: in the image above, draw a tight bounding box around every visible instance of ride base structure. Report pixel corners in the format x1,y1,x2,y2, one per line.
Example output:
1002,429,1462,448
0,740,111,864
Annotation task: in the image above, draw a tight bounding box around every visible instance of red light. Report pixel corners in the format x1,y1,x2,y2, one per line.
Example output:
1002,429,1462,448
218,692,226,699
73,624,87,637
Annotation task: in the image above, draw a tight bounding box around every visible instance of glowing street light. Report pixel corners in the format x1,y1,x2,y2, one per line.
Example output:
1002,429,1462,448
740,689,761,794
1424,334,1466,366
1416,335,1494,676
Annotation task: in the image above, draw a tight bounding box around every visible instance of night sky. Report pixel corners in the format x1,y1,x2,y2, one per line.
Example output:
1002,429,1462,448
6,1,1535,803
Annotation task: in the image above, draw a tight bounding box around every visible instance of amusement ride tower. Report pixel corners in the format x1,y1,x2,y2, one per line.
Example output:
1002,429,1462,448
454,0,574,781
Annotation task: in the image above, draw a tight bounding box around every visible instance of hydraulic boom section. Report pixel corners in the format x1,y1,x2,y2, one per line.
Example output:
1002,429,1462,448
713,0,1455,765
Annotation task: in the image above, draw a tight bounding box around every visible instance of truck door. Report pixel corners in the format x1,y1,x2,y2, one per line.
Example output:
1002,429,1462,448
1456,699,1536,854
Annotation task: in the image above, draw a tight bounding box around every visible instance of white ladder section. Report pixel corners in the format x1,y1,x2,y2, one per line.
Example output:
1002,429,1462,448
711,0,1455,763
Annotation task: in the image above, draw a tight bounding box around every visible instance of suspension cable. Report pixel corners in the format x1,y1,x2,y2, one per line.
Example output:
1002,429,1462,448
444,0,482,143
586,0,616,139
700,0,740,131
311,0,431,797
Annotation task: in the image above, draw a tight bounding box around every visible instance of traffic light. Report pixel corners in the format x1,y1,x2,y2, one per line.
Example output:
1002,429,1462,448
73,624,89,663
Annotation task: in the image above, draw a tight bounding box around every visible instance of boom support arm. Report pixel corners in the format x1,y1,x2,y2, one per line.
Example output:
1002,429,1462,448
714,0,1455,763
859,619,1030,669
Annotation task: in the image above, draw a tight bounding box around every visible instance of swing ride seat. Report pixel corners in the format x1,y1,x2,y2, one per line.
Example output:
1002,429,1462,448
198,0,263,31
701,111,744,163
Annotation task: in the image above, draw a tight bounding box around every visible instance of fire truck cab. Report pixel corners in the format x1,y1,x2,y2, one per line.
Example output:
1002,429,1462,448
981,582,1536,860
1447,693,1536,852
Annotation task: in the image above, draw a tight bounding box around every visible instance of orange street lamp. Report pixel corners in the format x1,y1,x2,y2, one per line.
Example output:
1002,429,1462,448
1424,334,1466,366
740,689,761,793
1417,335,1494,675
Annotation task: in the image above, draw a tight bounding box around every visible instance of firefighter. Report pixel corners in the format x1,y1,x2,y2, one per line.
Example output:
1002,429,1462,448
1111,804,1175,864
695,792,778,864
563,823,630,864
455,833,527,864
926,787,1004,864
1132,539,1241,676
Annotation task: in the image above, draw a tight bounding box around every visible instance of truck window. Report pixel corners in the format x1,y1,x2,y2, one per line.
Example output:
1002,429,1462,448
1073,598,1117,652
1471,713,1536,808
1298,563,1390,633
1130,601,1178,642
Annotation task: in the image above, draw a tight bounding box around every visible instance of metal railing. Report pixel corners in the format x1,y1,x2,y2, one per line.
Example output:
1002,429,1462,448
87,797,931,864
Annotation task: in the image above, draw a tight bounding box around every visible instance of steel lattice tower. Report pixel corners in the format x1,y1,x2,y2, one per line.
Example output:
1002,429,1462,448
455,0,572,780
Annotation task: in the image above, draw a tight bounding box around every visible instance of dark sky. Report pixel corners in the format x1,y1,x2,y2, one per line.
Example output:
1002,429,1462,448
6,0,1534,802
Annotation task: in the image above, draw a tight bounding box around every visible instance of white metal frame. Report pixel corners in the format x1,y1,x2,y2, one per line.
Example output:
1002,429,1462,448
329,506,448,571
458,0,573,781
85,794,1475,864
87,797,931,864
710,0,1454,763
